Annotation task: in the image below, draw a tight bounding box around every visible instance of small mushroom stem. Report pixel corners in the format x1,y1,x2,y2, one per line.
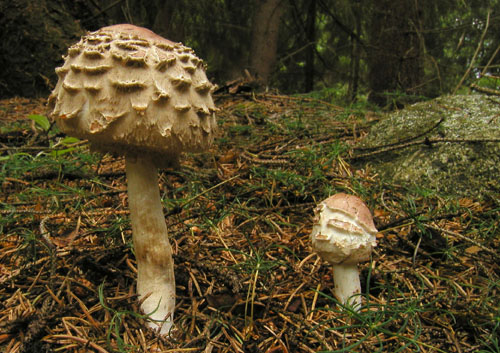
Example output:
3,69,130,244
332,263,362,311
126,156,175,335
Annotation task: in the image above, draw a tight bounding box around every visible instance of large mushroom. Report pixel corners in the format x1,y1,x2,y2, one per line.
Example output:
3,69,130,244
48,24,217,335
310,193,377,311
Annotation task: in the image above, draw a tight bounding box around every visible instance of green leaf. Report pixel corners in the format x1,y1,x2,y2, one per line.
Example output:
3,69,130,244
28,114,50,131
51,148,76,157
60,136,80,145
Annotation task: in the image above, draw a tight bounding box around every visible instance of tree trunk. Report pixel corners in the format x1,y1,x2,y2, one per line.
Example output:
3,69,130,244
367,0,424,106
249,0,284,85
152,1,175,37
304,0,316,92
347,2,362,102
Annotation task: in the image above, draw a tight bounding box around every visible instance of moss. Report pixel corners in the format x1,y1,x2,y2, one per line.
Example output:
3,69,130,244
357,94,500,199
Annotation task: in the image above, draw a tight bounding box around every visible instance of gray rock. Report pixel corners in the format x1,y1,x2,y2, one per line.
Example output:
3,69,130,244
356,94,500,199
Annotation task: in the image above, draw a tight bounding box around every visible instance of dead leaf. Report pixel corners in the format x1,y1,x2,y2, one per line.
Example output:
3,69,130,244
465,245,481,254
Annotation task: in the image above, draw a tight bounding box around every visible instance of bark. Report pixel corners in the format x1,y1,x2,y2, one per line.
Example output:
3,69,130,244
347,3,362,102
152,1,175,37
367,0,424,106
249,0,285,85
152,1,186,41
304,0,316,92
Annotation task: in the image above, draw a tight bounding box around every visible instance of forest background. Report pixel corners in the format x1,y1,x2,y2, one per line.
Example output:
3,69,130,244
0,0,498,105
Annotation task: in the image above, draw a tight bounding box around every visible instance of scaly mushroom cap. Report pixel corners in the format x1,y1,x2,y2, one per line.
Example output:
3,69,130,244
48,24,217,166
311,193,377,265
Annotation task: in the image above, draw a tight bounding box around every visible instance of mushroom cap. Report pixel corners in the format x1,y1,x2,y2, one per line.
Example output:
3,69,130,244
310,193,377,265
48,24,217,167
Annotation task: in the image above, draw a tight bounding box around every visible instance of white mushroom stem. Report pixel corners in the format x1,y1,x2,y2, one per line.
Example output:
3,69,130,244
332,263,362,311
126,156,175,335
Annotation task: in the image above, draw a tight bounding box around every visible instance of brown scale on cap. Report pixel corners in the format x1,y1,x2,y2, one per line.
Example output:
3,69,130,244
48,24,217,167
322,193,378,235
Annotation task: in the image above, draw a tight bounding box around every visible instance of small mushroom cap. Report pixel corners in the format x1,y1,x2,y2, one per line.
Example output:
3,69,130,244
48,24,217,167
310,193,377,265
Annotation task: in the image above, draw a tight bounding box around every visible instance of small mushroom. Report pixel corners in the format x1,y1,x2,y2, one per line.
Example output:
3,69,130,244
310,193,377,311
48,24,217,335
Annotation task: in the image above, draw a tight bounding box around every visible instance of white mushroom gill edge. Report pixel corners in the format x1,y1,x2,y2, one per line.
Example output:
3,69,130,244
311,206,376,311
125,156,175,335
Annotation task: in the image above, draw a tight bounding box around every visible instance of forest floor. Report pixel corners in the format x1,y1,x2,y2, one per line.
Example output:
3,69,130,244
0,93,498,353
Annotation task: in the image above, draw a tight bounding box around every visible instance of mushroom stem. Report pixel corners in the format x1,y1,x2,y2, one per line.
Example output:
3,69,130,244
332,263,362,311
126,156,175,335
